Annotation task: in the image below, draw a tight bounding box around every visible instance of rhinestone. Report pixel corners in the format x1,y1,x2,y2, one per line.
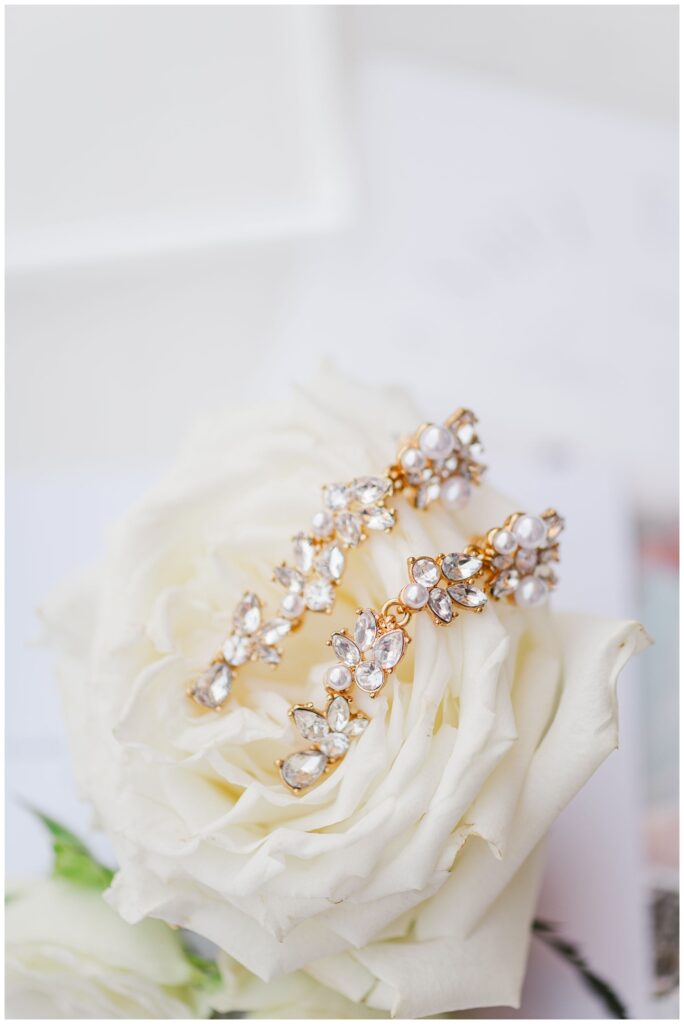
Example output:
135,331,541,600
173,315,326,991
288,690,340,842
304,578,335,612
372,629,405,670
400,447,426,472
292,533,315,573
491,570,520,598
415,480,441,509
428,587,453,623
515,548,538,574
325,664,352,692
354,609,377,652
222,634,254,666
260,618,291,645
345,716,369,737
515,575,548,608
492,554,514,570
441,553,483,582
512,514,547,550
441,476,471,510
316,542,345,582
331,633,361,666
327,695,351,732
400,582,429,609
191,663,232,709
293,707,328,740
256,643,281,665
411,557,440,587
273,565,305,593
448,583,488,609
535,563,558,585
454,421,476,446
280,593,304,620
350,476,392,507
540,546,560,564
543,512,565,543
469,441,485,462
311,510,334,539
492,529,517,556
280,750,327,790
418,423,454,460
334,511,363,546
354,662,385,693
323,482,349,512
319,732,350,758
232,592,262,635
361,506,396,531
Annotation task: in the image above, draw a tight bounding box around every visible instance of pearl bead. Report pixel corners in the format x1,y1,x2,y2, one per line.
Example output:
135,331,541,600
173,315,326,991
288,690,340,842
418,423,454,460
400,582,429,609
512,514,547,550
514,575,548,608
400,446,426,472
311,510,334,538
441,476,471,510
492,528,516,555
325,664,352,691
281,593,304,619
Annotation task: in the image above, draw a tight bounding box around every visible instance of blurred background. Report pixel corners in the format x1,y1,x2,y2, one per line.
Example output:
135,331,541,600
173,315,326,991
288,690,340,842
6,6,678,1019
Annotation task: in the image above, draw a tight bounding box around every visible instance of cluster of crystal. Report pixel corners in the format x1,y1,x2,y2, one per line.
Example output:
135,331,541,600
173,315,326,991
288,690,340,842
401,551,487,625
484,510,564,607
327,608,407,698
190,591,293,710
279,693,370,791
396,409,485,512
272,475,395,621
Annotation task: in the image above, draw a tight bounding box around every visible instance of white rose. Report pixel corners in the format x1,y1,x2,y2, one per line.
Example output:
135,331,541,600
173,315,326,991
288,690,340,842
44,370,648,1018
5,879,208,1019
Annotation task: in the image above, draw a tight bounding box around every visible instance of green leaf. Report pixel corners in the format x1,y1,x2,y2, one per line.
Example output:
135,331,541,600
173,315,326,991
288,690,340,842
31,808,115,891
185,952,222,990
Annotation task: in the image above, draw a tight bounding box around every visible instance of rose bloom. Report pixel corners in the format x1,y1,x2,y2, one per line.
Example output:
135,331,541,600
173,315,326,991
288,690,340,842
44,372,648,1018
5,879,207,1019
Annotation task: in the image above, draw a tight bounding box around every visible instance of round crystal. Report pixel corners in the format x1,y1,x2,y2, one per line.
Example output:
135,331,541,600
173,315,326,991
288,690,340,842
418,424,454,460
304,579,335,612
412,557,440,587
492,529,517,555
325,664,352,692
318,732,350,758
323,483,349,512
400,582,429,609
354,662,385,693
515,575,548,608
512,514,547,550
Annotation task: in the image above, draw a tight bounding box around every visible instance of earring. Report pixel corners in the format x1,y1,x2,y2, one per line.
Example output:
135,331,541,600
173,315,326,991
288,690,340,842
189,410,485,710
278,509,563,792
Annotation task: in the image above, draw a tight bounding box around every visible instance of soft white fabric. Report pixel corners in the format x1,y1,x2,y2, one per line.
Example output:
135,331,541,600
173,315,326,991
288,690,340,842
43,370,649,1017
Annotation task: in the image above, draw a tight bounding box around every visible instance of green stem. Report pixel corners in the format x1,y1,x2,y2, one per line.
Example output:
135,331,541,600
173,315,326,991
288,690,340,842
533,918,628,1019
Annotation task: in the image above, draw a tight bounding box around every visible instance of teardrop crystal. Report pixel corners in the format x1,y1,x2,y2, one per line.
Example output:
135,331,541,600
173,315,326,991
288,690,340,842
334,511,363,547
491,569,520,598
415,480,441,509
315,542,345,582
327,695,351,732
273,565,305,593
260,618,291,646
372,629,405,670
441,553,483,582
344,716,369,737
232,592,262,635
428,587,453,623
256,642,281,665
323,482,349,512
292,533,315,573
448,583,488,609
354,609,377,652
222,633,254,667
280,750,327,790
293,707,329,740
191,662,233,709
350,476,392,507
361,507,396,531
331,633,361,666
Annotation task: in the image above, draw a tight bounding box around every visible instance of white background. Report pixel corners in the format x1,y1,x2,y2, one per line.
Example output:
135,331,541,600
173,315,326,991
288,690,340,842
6,6,678,1019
